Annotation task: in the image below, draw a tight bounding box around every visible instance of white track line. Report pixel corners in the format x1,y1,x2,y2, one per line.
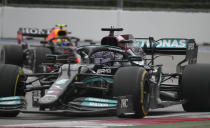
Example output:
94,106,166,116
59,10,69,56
1,120,134,128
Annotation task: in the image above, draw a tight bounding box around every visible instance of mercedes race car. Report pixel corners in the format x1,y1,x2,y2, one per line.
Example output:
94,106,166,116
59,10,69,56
0,28,210,118
0,24,80,73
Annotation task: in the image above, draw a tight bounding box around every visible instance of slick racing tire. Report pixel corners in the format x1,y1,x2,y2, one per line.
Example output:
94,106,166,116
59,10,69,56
32,47,51,73
182,64,210,112
0,64,25,117
113,66,150,118
0,45,23,66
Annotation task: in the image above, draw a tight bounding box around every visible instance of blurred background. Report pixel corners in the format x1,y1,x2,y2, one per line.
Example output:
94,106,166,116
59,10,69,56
2,0,210,10
0,0,210,44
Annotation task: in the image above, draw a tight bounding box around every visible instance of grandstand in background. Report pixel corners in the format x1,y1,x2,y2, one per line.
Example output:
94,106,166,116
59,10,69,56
1,0,210,12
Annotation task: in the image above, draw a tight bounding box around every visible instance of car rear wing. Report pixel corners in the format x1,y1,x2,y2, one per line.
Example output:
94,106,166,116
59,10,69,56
135,37,198,73
17,27,51,44
17,27,51,38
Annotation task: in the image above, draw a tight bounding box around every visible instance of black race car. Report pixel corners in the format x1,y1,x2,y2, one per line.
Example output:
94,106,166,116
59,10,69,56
0,28,210,118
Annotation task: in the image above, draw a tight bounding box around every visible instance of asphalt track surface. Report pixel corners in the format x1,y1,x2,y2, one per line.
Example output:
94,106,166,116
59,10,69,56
0,40,210,127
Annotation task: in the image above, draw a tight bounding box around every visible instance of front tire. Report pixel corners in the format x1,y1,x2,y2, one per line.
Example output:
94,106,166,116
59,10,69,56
182,64,210,112
0,64,25,117
113,66,150,118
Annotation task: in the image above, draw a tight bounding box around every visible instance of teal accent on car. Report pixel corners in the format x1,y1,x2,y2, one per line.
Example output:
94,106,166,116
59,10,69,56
137,39,187,48
0,96,21,101
84,77,113,83
81,101,117,107
0,100,21,105
84,97,118,104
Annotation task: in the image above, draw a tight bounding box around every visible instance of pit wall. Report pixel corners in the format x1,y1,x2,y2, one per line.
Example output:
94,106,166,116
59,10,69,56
0,7,210,43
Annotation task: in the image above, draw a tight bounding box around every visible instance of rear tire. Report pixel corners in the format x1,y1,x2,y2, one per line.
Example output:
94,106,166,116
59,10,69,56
32,47,51,73
182,64,210,112
0,45,23,66
0,64,25,117
113,66,150,118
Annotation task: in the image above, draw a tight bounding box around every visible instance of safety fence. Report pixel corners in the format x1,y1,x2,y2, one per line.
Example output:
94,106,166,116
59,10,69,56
1,0,210,43
1,0,210,11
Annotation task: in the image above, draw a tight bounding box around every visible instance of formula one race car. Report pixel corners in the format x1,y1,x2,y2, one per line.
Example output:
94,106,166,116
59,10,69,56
0,28,210,119
17,24,80,46
0,24,80,73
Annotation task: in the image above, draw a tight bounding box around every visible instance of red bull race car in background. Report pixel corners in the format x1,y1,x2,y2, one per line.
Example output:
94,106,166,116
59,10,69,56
17,24,80,46
0,24,80,72
0,27,210,118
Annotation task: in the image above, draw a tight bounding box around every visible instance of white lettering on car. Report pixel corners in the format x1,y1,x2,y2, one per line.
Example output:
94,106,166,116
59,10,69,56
97,69,111,74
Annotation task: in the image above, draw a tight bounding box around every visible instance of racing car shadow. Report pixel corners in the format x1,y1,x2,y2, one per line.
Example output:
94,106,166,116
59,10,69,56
0,111,186,121
0,112,119,121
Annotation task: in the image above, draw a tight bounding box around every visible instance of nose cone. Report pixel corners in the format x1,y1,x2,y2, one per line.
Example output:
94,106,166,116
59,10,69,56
38,95,57,106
